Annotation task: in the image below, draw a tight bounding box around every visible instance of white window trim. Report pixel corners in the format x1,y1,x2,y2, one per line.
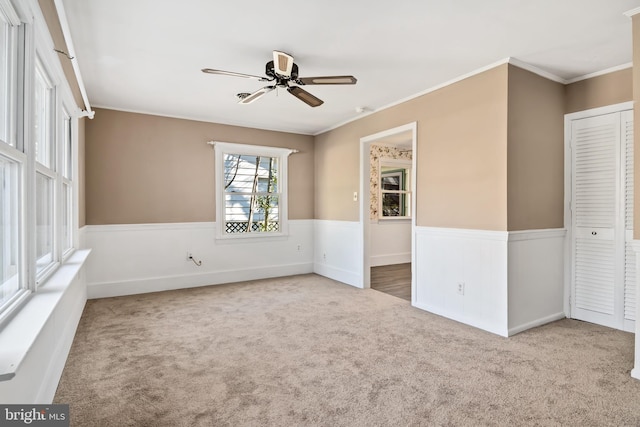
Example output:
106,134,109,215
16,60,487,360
378,157,411,220
212,141,294,240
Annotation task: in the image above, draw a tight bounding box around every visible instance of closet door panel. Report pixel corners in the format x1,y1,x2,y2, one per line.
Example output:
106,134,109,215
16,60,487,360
571,113,621,329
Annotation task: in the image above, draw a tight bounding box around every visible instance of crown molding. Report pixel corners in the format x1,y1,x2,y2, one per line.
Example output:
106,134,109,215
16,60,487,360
565,62,633,84
624,7,640,18
315,57,567,136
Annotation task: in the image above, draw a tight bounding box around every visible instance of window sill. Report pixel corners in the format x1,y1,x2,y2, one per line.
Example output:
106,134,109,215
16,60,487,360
0,249,91,381
215,231,289,243
376,217,412,223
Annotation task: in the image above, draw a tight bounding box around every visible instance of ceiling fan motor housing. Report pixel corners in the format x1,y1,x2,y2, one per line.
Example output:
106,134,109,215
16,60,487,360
266,60,299,80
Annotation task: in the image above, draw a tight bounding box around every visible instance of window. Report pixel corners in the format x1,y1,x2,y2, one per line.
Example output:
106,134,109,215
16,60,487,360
214,142,294,238
0,0,25,318
60,114,73,254
0,0,78,322
34,59,57,280
379,160,411,219
0,154,20,309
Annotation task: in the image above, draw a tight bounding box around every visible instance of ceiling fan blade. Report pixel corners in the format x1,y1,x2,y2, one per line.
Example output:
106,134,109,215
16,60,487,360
202,68,266,80
238,86,275,105
287,86,324,107
273,50,294,77
298,76,357,85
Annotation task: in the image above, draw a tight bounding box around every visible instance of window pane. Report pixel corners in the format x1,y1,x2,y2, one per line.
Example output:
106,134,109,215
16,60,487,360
224,194,280,233
224,154,278,193
34,66,53,168
63,116,72,179
381,192,410,217
36,172,53,274
61,182,72,253
0,20,10,146
0,155,20,307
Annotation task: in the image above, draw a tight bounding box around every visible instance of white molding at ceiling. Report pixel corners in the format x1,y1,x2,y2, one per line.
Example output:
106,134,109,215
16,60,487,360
314,57,566,136
565,62,633,84
624,7,640,17
90,104,316,136
506,58,566,84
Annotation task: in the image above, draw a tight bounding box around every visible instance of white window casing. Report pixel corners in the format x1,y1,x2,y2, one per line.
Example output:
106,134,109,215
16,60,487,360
212,141,295,240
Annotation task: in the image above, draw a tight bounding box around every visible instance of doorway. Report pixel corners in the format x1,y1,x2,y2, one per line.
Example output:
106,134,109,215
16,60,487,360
359,123,417,304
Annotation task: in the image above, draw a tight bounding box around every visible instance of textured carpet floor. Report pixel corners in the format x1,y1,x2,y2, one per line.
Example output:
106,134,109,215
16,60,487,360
55,274,640,426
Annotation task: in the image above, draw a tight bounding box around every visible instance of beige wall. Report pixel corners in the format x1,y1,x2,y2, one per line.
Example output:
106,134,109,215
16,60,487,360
565,68,632,114
507,65,565,231
315,65,509,230
38,0,84,109
85,109,314,225
78,118,86,227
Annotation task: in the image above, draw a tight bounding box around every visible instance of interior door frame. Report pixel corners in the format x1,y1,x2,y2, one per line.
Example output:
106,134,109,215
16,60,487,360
564,101,633,322
359,122,417,304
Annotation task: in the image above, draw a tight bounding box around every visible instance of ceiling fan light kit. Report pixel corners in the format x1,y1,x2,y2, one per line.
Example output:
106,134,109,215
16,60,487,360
202,50,357,107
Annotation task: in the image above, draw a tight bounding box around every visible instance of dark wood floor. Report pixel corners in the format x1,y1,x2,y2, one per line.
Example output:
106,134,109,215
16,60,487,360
371,263,411,301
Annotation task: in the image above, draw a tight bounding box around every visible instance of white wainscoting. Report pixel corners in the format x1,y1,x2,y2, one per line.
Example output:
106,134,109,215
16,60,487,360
84,220,314,298
0,250,89,403
507,229,566,335
414,227,510,336
370,220,411,267
414,227,566,337
313,220,362,288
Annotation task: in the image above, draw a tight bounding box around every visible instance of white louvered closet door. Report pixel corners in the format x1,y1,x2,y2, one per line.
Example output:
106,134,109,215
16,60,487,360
571,110,634,332
623,110,635,332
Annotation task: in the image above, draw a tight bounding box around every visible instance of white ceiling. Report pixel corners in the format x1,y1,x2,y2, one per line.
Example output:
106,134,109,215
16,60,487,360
62,0,640,136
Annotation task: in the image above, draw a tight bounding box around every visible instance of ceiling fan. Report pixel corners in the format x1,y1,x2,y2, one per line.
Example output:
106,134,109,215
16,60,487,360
202,50,357,108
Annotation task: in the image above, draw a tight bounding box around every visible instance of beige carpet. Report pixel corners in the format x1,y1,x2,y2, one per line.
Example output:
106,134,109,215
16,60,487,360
55,274,640,426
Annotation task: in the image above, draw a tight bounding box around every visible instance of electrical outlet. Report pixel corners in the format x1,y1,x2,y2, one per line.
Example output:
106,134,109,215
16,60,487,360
457,282,465,295
353,192,358,201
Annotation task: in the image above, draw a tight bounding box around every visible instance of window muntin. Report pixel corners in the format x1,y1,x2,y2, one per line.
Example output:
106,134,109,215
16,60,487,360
0,154,20,309
214,142,292,239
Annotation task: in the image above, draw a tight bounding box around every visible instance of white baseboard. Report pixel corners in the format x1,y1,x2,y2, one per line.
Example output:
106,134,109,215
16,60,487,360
88,262,313,299
370,252,411,267
632,368,640,380
413,301,508,337
313,263,362,288
507,312,566,337
84,220,315,299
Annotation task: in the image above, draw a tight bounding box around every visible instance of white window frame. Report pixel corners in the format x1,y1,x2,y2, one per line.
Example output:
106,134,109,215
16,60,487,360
378,157,412,220
59,109,73,258
0,0,28,324
33,55,58,285
213,141,294,240
0,0,81,325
